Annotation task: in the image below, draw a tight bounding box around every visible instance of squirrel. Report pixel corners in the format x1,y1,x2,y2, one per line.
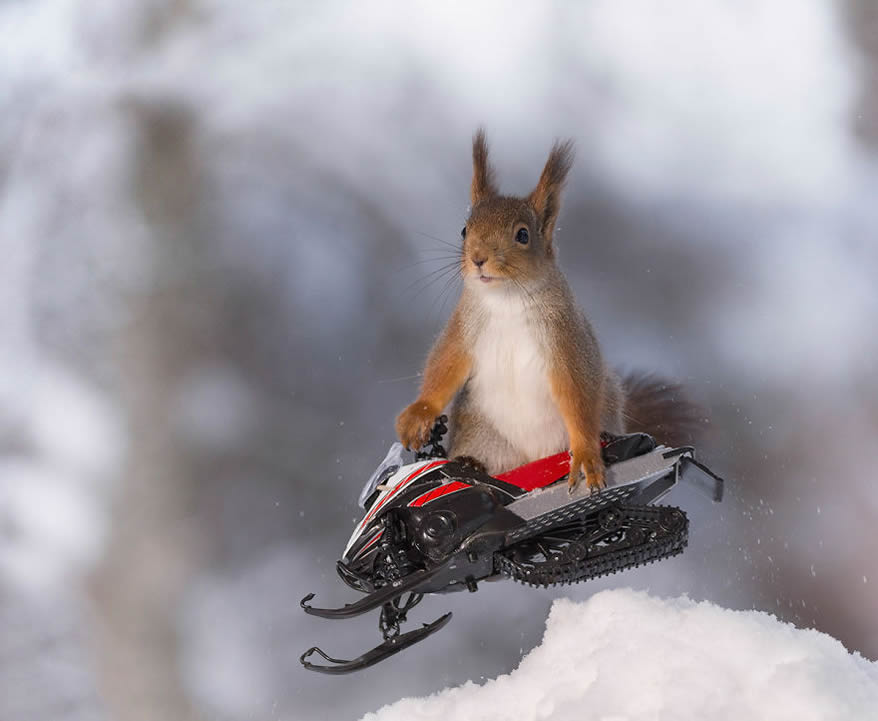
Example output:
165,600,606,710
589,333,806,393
396,129,697,491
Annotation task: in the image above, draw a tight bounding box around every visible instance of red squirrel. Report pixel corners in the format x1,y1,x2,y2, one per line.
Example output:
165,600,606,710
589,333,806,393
396,129,696,491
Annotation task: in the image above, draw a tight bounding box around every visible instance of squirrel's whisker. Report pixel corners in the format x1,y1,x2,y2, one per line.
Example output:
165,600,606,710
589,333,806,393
397,261,461,295
395,254,463,273
418,246,464,256
376,373,424,384
413,265,462,298
398,263,461,301
434,273,462,325
415,230,462,251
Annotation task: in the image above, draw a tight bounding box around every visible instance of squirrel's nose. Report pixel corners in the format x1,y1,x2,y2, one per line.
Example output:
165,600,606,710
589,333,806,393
473,256,487,269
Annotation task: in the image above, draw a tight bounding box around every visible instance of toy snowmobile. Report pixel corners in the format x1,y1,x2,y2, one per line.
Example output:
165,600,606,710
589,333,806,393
300,417,723,673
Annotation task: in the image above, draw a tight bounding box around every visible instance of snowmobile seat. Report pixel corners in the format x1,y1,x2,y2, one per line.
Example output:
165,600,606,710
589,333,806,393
488,432,657,494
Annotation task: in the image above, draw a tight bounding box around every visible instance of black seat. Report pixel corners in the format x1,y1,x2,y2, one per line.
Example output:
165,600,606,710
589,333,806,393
600,432,657,465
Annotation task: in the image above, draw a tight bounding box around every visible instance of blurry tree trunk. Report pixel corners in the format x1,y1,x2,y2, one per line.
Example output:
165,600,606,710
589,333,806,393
88,103,207,721
846,0,878,149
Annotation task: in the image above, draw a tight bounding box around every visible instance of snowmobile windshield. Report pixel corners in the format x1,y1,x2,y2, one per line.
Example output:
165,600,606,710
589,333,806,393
358,442,406,509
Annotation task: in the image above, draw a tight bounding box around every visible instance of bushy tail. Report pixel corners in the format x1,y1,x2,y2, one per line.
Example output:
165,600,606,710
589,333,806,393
621,371,703,447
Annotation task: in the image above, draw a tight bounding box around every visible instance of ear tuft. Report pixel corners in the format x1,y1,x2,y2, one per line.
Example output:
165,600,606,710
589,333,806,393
471,128,498,205
529,139,575,248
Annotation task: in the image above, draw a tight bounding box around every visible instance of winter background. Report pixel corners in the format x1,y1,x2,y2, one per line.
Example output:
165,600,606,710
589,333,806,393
1,1,878,720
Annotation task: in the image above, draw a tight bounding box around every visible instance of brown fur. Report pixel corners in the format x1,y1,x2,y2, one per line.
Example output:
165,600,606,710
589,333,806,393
395,307,472,450
397,129,690,491
621,372,702,447
470,128,498,205
528,139,574,252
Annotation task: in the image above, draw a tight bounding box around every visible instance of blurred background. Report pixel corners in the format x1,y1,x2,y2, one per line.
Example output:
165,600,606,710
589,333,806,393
1,1,877,719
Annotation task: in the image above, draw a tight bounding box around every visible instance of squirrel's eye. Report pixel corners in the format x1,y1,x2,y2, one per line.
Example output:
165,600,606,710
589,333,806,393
515,228,529,245
461,226,467,239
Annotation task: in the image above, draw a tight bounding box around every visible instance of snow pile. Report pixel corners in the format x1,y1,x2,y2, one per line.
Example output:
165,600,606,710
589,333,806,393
364,590,878,721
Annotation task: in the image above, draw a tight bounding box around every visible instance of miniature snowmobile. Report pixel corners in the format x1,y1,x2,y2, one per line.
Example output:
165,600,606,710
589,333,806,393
300,417,723,673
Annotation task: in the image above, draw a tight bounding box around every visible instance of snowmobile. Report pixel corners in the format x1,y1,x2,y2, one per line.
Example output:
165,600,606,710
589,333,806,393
300,417,724,673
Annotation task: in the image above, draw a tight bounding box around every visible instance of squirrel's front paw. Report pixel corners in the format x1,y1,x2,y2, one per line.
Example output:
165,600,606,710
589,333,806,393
568,444,606,493
453,455,487,474
396,401,440,450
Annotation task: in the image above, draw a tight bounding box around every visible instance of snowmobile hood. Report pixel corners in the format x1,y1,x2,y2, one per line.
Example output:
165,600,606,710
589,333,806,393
344,457,449,559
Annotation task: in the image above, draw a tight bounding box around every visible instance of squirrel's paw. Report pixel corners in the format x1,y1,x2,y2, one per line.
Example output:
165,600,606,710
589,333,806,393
453,455,487,474
396,401,440,450
568,446,606,494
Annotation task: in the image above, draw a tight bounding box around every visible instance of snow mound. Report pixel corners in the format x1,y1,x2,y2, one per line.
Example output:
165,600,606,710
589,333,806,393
363,590,878,721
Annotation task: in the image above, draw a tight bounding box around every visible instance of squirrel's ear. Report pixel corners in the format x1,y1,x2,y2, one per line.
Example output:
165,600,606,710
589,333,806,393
471,128,497,206
529,139,574,249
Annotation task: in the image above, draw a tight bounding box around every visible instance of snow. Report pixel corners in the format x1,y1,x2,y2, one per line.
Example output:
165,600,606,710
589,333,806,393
364,590,878,721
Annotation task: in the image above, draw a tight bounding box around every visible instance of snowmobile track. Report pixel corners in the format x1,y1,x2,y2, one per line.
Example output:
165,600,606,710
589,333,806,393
494,504,688,588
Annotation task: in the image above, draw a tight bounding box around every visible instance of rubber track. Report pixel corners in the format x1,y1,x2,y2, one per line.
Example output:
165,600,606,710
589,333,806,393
494,504,688,588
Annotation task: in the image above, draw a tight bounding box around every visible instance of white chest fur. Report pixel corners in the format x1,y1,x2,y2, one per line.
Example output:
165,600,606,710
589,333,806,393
467,292,568,462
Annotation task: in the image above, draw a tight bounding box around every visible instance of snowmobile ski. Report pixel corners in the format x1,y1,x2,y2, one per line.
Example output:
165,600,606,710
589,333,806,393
300,611,452,674
300,562,449,619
